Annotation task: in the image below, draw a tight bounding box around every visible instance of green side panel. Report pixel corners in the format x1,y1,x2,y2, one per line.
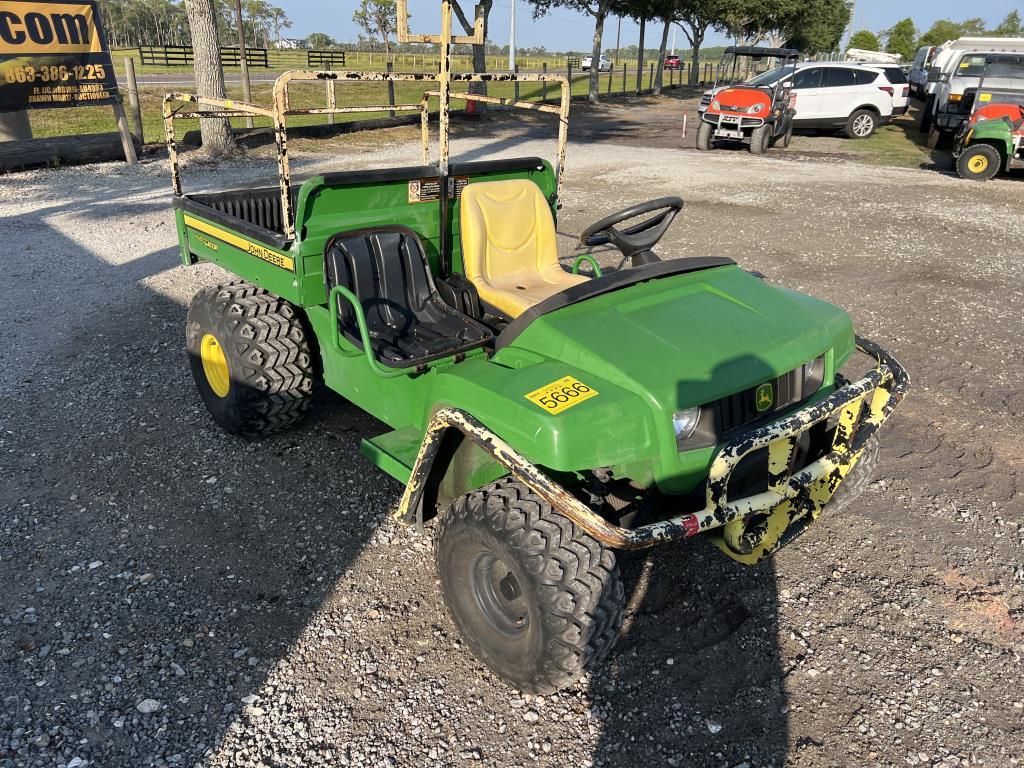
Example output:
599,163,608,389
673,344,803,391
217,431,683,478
967,120,1014,156
305,305,435,430
291,161,557,306
360,426,425,483
174,209,303,304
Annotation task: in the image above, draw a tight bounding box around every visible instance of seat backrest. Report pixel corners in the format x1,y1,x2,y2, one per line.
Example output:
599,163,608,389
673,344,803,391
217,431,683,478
460,179,560,285
325,227,434,339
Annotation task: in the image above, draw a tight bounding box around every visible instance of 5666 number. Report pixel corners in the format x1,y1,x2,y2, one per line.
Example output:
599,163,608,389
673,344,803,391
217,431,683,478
536,381,592,410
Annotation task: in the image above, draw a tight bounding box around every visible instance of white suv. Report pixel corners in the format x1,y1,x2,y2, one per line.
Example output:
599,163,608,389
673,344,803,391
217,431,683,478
699,62,895,138
581,54,612,72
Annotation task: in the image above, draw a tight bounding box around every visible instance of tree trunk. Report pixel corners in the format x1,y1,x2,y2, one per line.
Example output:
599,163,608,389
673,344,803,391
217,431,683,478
687,27,705,86
184,0,235,158
452,0,492,110
653,19,670,95
588,1,609,104
635,17,645,94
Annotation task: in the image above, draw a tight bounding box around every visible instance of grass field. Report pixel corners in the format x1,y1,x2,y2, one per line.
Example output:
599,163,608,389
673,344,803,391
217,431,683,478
107,47,700,77
27,69,691,144
851,120,934,168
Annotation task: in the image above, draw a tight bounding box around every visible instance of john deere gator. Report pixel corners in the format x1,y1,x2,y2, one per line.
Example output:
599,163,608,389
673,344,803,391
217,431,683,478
163,0,909,693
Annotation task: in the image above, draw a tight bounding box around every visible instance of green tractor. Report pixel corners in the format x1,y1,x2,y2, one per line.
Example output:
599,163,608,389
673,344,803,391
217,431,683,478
164,1,909,694
952,54,1024,182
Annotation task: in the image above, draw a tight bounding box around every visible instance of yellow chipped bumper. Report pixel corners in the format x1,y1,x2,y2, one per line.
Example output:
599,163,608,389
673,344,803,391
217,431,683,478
397,337,909,564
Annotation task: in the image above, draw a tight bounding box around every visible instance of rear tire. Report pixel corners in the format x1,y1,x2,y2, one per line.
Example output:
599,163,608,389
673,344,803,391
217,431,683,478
186,281,315,438
846,109,877,139
696,120,713,151
749,124,770,154
435,478,625,694
956,143,1001,181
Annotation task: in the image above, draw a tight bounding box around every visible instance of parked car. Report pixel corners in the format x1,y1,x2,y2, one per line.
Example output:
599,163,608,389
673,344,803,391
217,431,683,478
920,37,1024,133
908,45,938,99
581,54,612,72
664,55,682,70
699,61,896,138
870,63,911,116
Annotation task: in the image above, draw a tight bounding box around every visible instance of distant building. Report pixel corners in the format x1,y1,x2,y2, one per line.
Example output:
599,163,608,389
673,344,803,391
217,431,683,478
274,38,303,50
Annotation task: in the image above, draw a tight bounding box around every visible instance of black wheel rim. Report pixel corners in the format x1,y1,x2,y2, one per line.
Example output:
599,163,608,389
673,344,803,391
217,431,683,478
469,552,530,638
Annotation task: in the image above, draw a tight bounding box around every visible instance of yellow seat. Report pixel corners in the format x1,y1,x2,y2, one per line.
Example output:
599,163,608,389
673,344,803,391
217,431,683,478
460,179,588,318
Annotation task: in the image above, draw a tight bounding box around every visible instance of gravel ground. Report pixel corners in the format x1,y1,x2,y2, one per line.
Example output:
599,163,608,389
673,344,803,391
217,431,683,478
1,113,1023,768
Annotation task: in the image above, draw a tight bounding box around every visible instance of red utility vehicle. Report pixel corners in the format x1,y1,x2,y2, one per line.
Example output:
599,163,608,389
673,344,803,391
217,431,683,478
697,46,800,154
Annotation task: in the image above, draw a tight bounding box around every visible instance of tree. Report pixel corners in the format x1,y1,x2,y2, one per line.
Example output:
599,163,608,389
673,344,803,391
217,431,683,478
720,0,800,48
183,0,235,157
353,0,398,58
785,0,850,53
959,17,986,36
847,29,880,52
918,19,965,48
450,0,493,107
883,18,915,62
305,32,336,49
993,10,1023,37
530,0,615,103
674,0,728,85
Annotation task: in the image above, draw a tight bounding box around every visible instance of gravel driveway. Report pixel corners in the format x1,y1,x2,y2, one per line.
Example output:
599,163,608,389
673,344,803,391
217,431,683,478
1,120,1022,768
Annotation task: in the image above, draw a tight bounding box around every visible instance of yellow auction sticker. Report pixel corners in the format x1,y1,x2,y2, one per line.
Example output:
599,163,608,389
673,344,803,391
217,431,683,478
525,376,598,415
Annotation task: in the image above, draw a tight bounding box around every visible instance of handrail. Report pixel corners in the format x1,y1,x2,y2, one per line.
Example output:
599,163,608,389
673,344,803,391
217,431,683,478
571,253,602,277
328,285,419,379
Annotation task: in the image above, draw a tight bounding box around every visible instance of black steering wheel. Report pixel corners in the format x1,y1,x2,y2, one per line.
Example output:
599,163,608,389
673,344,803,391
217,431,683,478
579,197,684,267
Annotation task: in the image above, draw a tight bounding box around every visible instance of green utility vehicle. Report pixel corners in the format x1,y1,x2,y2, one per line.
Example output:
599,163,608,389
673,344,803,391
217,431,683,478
953,54,1024,181
165,1,908,694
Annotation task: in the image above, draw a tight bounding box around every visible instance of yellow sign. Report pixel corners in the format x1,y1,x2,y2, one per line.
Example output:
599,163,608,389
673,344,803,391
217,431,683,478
0,2,104,54
979,92,992,102
184,215,296,272
525,376,598,415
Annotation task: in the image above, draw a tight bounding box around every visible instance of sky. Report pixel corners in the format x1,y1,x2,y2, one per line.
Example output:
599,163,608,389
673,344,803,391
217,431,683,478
287,1,1021,51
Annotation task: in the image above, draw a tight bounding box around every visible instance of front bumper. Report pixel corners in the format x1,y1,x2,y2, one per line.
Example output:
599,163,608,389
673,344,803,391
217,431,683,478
701,112,766,138
397,338,909,565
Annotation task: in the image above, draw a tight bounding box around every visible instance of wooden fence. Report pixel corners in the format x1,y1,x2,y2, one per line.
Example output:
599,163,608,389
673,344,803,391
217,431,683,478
137,45,269,68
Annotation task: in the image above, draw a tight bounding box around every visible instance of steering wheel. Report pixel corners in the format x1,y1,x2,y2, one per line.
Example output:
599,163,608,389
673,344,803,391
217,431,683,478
579,197,684,267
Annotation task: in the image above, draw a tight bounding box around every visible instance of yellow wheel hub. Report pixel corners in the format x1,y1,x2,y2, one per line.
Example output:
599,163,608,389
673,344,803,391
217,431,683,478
200,333,231,398
968,154,989,173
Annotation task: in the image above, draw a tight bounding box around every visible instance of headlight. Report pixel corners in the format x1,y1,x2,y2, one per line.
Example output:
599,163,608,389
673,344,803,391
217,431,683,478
802,355,826,394
747,103,765,114
672,407,701,448
710,99,720,110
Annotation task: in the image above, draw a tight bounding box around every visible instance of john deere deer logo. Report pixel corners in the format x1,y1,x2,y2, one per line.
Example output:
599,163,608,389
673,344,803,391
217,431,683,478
755,382,774,412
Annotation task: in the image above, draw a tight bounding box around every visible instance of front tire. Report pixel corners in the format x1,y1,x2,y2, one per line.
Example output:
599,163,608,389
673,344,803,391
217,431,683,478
846,109,877,139
749,124,770,154
696,120,713,151
186,281,315,438
956,143,1001,181
435,478,625,694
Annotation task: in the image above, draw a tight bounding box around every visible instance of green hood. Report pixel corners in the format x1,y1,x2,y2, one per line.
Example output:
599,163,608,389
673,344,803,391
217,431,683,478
436,264,854,491
505,264,851,413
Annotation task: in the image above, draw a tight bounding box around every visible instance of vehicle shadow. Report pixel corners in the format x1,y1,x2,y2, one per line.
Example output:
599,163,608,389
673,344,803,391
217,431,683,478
586,352,796,766
590,546,787,767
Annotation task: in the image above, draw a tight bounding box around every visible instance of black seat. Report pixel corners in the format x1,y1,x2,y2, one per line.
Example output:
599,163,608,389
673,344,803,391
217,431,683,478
325,227,492,368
